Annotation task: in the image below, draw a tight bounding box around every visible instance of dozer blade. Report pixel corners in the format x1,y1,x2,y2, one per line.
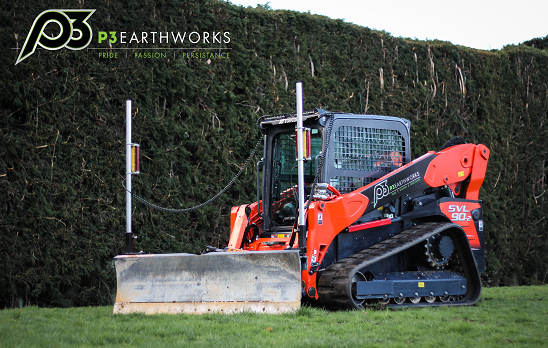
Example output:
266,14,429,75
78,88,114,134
113,250,301,314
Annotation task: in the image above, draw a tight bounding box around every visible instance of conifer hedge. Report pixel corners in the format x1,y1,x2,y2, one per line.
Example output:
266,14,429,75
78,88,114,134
1,1,547,307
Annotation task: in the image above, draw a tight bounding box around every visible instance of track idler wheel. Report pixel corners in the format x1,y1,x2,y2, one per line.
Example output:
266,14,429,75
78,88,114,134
439,291,450,302
409,294,421,304
352,272,367,308
350,271,366,308
393,295,405,305
379,297,390,305
425,295,436,303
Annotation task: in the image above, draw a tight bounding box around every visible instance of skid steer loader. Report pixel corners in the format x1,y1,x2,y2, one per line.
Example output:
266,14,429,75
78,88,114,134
114,83,489,314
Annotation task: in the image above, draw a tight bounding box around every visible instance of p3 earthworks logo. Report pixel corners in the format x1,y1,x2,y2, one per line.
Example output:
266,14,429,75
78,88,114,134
16,9,95,65
16,9,232,65
373,171,421,207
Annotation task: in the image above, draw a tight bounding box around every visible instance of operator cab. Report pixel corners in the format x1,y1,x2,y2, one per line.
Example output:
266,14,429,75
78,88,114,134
269,128,322,226
258,109,411,233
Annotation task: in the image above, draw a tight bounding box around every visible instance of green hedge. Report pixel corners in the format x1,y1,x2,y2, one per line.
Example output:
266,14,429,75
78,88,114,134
1,0,546,307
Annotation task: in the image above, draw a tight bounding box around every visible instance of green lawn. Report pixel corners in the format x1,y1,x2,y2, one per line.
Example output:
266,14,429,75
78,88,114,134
1,286,547,347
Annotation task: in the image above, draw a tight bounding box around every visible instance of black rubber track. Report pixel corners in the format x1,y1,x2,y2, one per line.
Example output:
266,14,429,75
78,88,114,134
317,222,482,309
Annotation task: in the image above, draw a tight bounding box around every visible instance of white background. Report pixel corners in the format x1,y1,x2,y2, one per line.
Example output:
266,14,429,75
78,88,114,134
230,0,547,50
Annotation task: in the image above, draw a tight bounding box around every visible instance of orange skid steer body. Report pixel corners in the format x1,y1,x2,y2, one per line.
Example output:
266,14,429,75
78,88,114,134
114,109,489,313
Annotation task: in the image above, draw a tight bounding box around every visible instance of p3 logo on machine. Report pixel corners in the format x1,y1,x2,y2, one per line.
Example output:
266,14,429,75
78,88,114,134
15,9,95,65
373,180,389,207
373,171,421,207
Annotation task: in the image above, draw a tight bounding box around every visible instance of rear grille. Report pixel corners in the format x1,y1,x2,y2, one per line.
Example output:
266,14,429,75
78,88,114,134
331,125,406,193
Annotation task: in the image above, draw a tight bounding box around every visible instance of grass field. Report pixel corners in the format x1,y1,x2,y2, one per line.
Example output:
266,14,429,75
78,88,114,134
1,286,547,347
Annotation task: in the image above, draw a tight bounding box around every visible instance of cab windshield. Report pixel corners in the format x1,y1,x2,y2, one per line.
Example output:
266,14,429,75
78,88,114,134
270,129,322,226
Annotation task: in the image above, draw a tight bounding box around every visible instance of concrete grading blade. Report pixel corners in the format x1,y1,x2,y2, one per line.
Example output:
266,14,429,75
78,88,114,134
113,250,301,314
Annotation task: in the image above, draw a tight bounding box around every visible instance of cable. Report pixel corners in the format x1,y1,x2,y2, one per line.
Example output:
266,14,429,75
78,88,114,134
122,136,264,213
